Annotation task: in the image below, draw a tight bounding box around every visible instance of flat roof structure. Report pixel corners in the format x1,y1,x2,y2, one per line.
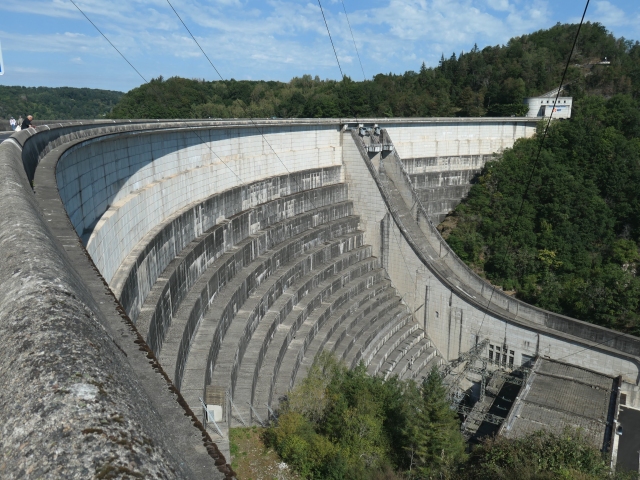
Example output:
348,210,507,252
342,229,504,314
499,357,619,451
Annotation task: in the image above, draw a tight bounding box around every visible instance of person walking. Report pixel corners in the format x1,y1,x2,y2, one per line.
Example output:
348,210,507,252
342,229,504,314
17,116,23,127
21,115,35,130
9,117,16,131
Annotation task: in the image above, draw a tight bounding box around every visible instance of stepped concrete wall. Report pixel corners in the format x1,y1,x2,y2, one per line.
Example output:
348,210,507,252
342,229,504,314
3,116,640,475
0,122,234,479
56,124,342,285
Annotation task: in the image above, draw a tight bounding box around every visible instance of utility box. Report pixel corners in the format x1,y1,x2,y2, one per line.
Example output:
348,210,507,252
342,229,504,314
205,385,226,421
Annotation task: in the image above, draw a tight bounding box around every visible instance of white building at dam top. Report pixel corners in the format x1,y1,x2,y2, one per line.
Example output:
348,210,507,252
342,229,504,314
524,95,573,118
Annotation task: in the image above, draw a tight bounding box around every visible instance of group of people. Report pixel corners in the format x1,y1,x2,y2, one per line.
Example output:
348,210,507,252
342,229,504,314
8,115,35,131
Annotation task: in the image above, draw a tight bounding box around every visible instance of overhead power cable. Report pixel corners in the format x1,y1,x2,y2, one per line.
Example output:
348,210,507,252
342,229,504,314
322,0,432,334
164,0,223,80
317,0,345,79
474,0,591,339
68,0,244,186
340,0,366,81
165,0,331,212
69,0,147,83
326,0,608,375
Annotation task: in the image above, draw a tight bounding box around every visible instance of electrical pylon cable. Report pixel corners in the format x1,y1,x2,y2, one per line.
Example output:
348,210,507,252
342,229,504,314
68,0,244,186
340,0,366,81
474,0,591,339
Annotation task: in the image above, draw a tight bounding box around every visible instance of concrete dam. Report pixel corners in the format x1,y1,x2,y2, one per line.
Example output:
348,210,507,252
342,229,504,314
2,117,640,478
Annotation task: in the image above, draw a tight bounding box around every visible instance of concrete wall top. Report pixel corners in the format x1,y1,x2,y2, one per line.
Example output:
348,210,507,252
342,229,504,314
385,120,537,159
369,130,640,381
54,122,343,284
4,116,540,134
0,122,235,478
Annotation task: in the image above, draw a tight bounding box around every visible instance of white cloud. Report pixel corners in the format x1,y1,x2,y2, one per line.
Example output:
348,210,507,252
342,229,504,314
487,0,510,11
590,0,640,31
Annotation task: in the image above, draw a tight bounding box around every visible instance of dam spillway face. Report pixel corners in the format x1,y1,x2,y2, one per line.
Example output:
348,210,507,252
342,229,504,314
2,118,640,477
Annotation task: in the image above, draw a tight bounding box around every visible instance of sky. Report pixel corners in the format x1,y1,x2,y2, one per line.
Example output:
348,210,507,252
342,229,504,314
1,0,639,93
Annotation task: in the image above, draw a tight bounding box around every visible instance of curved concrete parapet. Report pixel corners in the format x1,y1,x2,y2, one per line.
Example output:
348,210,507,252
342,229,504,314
0,124,232,479
383,120,534,223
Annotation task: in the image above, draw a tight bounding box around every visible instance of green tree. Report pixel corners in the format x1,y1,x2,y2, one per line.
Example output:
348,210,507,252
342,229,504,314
406,367,466,478
460,428,611,480
108,23,640,121
0,85,123,120
445,94,640,333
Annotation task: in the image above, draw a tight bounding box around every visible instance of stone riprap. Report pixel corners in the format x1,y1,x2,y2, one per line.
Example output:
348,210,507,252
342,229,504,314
7,116,640,475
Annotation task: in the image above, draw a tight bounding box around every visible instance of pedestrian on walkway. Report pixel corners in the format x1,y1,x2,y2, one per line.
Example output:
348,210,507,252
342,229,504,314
21,115,35,130
17,116,23,127
9,117,16,131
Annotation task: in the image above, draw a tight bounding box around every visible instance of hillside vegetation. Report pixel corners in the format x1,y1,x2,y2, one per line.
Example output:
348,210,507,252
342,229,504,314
258,352,621,479
444,100,640,333
110,22,639,119
0,86,123,120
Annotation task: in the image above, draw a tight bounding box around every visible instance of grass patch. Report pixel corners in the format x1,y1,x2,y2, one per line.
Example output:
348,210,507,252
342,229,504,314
229,426,300,480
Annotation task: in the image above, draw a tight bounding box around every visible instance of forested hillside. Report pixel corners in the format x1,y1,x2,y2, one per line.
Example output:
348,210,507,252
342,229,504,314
443,94,640,333
111,22,639,119
0,86,123,120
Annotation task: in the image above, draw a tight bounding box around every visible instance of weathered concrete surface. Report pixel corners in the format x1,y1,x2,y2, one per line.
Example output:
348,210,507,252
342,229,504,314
404,156,489,223
0,134,227,478
500,358,618,450
35,137,233,477
119,170,345,330
383,121,535,223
